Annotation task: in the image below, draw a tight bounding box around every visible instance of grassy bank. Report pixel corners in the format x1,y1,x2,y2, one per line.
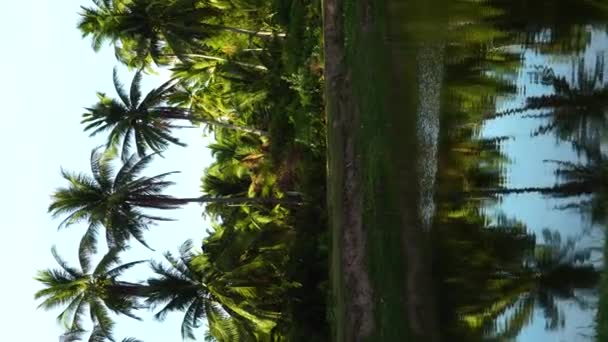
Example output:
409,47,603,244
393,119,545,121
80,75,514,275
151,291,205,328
325,0,438,340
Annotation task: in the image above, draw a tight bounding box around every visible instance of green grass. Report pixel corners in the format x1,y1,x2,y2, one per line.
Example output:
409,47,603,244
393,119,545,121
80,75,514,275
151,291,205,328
326,53,347,342
327,0,422,340
348,7,410,342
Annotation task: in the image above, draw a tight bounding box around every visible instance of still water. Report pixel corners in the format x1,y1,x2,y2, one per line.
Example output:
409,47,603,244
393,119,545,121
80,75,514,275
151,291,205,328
403,0,608,340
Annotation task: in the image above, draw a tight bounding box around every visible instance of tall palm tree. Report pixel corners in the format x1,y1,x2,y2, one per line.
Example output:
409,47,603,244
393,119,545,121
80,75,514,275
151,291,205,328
35,247,144,340
77,0,280,67
144,240,264,340
82,69,266,160
49,149,296,251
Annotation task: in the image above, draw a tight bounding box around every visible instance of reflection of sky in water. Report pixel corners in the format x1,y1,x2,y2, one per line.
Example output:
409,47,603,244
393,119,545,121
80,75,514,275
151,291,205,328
493,289,598,342
479,27,607,340
489,289,598,341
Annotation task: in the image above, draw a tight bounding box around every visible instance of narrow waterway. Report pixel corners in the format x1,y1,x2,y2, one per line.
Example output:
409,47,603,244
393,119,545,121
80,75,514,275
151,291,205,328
425,2,608,340
477,28,607,340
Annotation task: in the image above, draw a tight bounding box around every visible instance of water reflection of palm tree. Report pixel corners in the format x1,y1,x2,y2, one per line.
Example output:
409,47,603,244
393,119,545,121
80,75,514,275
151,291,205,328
466,147,606,199
550,148,608,225
492,57,607,154
596,227,608,340
468,229,600,340
434,213,535,340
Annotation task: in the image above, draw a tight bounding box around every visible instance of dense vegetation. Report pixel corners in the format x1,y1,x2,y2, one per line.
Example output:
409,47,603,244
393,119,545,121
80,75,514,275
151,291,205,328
36,0,326,341
34,0,607,341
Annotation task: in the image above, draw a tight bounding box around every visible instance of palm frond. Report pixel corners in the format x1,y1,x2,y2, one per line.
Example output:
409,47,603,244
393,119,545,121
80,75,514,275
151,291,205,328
56,294,86,330
113,67,131,107
130,70,143,107
51,246,83,278
106,260,147,278
94,248,122,276
181,299,207,339
90,148,115,189
79,223,100,270
89,298,115,340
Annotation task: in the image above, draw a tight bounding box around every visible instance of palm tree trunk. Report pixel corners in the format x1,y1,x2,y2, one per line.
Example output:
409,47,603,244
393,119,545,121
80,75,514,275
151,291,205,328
176,53,268,71
158,109,268,136
172,195,302,205
201,23,286,38
133,195,302,208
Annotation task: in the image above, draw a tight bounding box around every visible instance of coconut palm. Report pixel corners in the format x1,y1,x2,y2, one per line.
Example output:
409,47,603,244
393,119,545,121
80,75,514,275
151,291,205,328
203,312,258,342
144,240,263,340
77,0,280,67
82,69,266,160
49,149,296,252
35,247,145,341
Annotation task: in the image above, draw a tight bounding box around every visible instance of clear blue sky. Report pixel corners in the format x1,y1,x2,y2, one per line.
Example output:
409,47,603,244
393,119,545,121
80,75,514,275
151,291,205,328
1,1,212,340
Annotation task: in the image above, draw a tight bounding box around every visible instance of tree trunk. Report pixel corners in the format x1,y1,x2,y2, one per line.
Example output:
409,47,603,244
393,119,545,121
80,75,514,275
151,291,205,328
176,53,268,71
202,23,286,38
172,195,302,206
132,194,302,208
157,109,268,136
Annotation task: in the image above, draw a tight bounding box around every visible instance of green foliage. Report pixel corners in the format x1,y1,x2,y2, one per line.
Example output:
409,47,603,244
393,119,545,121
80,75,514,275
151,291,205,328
40,0,607,341
82,68,186,159
35,247,145,341
78,0,277,68
145,239,292,340
429,2,608,340
41,0,327,340
49,149,181,251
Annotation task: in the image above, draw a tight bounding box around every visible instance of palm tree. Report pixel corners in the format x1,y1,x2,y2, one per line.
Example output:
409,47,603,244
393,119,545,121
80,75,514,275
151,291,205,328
35,247,144,340
49,149,297,251
82,69,266,160
203,313,258,342
144,240,265,340
77,0,281,67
